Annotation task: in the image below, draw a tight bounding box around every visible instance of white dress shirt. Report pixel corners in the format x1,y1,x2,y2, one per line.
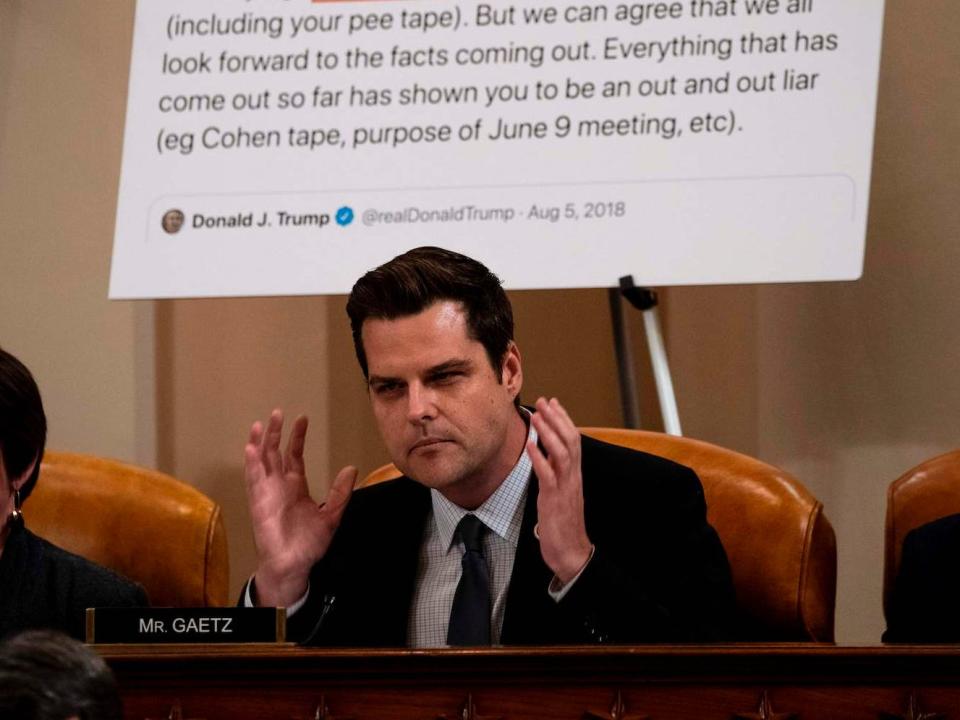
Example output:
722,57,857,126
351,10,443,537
406,417,536,647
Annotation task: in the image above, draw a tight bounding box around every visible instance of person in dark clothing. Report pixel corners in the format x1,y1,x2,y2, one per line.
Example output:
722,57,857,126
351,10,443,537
0,348,146,641
885,512,960,643
242,247,736,646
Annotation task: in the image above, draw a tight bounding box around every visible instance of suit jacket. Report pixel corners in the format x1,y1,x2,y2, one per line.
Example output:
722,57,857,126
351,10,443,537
0,523,148,641
280,434,735,646
884,512,960,643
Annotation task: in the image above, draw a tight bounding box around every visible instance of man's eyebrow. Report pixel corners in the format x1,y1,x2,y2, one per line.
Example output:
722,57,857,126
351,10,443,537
368,359,473,386
367,373,399,386
425,359,472,375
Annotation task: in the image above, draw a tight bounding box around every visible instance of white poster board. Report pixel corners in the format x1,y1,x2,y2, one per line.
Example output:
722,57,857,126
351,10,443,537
110,0,885,298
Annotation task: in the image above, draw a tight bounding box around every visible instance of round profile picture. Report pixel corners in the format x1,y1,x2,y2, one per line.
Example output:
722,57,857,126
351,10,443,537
161,209,185,234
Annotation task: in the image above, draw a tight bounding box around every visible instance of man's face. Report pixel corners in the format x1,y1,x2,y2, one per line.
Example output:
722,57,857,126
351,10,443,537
163,211,184,233
362,301,524,505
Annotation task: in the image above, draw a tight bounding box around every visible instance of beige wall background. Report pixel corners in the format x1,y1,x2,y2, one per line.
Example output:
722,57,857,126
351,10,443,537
0,2,956,643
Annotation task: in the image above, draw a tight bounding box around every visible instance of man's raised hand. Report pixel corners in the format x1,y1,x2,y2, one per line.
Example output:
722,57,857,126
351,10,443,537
244,410,356,607
527,398,593,585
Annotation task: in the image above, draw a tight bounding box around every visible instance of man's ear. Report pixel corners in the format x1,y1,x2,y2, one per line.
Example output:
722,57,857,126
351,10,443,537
501,342,523,399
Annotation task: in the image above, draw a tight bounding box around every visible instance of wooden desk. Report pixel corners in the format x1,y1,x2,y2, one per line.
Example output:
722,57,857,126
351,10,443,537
101,645,960,720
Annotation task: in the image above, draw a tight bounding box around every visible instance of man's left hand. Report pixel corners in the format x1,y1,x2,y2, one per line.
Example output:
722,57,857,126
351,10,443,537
528,397,594,585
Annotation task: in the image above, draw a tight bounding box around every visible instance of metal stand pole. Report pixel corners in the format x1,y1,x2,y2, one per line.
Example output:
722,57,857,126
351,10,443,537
610,277,683,436
607,288,641,429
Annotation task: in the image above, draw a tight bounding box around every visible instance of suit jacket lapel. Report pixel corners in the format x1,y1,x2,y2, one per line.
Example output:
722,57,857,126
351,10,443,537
372,479,432,645
327,478,431,646
500,473,557,644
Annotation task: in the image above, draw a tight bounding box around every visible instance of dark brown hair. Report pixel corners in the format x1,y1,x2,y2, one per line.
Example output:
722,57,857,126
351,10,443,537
0,630,122,720
346,247,514,378
0,348,46,501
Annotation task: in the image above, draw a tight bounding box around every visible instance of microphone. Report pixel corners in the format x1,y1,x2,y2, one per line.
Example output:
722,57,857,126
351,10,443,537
299,594,336,646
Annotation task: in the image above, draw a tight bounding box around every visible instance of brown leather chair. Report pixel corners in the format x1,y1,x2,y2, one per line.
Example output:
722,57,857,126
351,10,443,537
27,452,229,607
883,449,960,622
361,428,837,641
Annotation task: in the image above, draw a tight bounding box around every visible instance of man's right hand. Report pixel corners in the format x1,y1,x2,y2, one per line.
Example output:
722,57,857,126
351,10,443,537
244,410,356,608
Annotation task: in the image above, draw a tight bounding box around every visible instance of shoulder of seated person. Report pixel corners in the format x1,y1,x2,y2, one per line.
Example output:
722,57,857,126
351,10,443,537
579,434,699,488
30,529,147,605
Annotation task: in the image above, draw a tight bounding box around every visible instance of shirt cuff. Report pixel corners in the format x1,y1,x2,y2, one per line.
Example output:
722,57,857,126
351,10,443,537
244,575,311,617
547,545,595,602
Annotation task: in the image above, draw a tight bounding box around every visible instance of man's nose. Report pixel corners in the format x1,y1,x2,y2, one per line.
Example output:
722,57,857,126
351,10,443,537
406,383,437,423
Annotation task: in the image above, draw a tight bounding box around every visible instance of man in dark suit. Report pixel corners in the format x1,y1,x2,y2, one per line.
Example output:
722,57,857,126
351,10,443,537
884,512,960,643
243,247,735,646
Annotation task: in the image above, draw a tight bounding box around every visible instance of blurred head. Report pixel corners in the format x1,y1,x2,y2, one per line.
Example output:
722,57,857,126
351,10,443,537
0,630,122,720
0,348,46,504
346,246,515,380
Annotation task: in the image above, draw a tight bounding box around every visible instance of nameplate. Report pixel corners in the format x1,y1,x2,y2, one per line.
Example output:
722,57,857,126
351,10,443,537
86,607,285,644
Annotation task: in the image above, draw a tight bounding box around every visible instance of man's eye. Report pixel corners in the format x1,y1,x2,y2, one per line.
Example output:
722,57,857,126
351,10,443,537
373,382,401,395
432,372,460,384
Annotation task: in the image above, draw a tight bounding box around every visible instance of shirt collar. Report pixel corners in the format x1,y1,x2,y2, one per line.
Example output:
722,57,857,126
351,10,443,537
431,407,537,552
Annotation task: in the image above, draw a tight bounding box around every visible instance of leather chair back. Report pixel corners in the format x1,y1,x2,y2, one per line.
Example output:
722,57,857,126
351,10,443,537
28,452,229,607
360,428,837,641
884,449,960,620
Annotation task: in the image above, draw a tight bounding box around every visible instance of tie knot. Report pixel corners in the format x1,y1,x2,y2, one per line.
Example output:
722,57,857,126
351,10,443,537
457,514,486,553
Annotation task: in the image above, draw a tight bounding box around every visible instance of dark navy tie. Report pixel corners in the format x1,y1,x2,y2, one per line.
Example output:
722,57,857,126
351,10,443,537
447,514,491,645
